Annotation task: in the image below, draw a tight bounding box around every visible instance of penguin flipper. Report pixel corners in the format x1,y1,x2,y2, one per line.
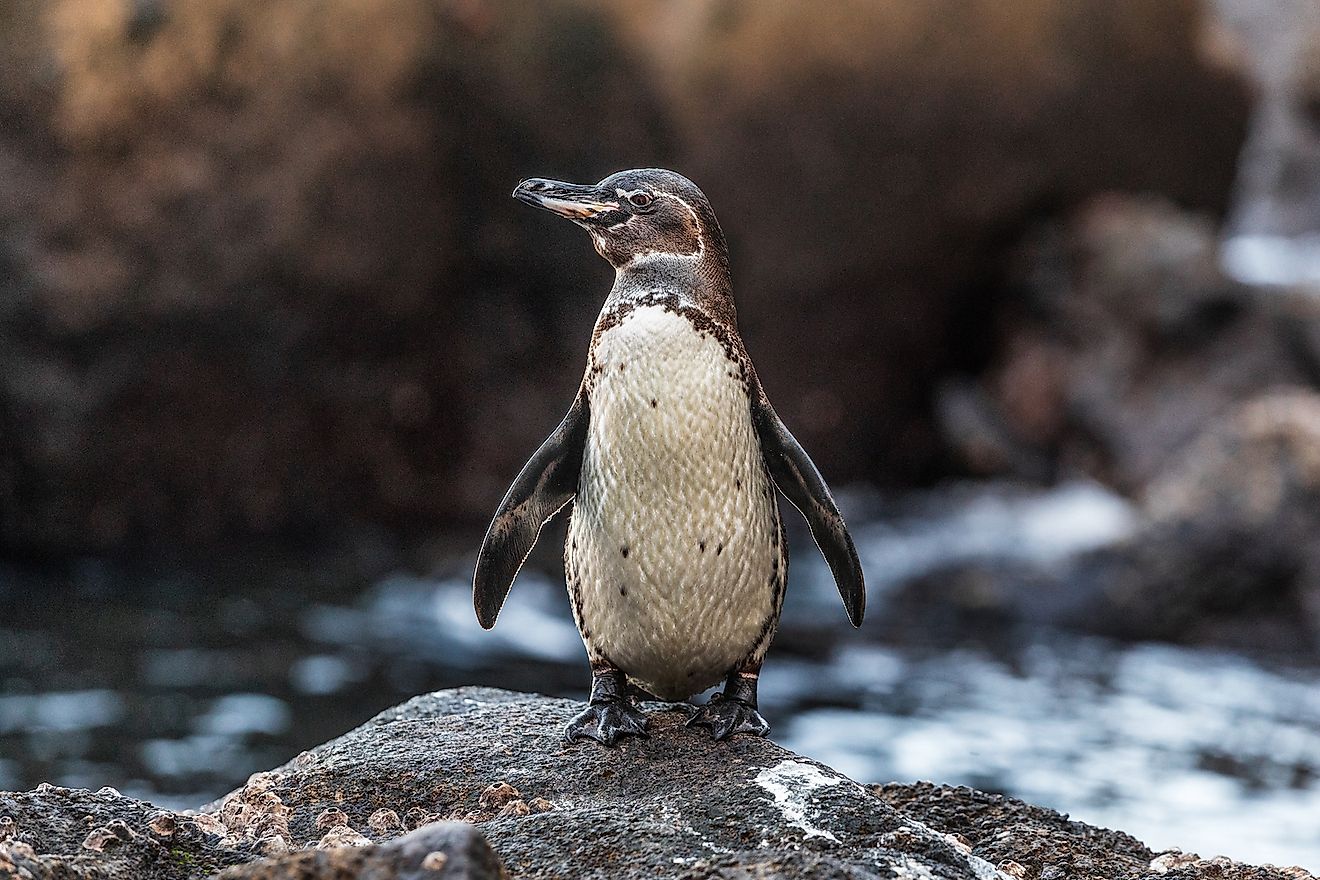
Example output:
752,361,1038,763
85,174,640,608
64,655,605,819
752,395,866,627
473,393,589,629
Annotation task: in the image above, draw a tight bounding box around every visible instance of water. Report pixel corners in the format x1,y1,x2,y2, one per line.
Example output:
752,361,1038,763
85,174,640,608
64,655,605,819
1,482,1317,870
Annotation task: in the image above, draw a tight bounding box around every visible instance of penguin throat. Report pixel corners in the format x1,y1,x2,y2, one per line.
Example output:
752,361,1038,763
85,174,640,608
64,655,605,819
622,248,701,268
609,248,736,327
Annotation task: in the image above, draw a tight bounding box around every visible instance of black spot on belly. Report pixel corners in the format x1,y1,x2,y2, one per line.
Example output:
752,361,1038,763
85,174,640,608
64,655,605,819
699,540,706,553
716,542,723,555
619,363,626,372
619,585,628,597
650,398,657,408
735,479,742,490
621,546,629,558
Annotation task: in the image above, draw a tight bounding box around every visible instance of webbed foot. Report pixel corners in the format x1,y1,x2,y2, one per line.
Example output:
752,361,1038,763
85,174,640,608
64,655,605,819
565,699,649,745
686,692,770,740
565,665,649,746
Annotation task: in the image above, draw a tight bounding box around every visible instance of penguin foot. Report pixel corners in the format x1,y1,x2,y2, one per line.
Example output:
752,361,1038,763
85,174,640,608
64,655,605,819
564,699,649,745
686,693,770,740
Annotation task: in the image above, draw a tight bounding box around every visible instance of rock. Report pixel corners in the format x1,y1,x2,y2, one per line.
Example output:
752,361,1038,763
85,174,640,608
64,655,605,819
947,191,1320,485
0,688,1309,879
0,0,1250,556
1093,388,1320,645
0,0,667,555
212,821,503,880
202,688,1002,879
0,783,254,879
609,0,1251,489
874,782,1312,880
943,194,1307,493
923,193,1320,648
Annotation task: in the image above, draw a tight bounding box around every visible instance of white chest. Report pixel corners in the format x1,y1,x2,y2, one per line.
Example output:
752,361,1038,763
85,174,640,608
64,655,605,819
566,304,783,700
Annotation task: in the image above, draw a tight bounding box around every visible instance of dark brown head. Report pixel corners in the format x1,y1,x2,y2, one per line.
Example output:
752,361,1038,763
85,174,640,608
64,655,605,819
513,169,729,272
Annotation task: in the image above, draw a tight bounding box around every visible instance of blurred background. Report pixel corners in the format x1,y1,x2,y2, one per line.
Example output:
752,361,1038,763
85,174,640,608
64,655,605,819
2,0,1320,869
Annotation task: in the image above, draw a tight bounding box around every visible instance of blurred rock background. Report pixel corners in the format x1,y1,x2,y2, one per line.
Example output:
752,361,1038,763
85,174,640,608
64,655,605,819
0,0,1250,553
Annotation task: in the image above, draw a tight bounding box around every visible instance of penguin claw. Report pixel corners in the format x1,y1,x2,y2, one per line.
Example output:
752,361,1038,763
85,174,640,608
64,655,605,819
564,699,649,745
686,694,770,740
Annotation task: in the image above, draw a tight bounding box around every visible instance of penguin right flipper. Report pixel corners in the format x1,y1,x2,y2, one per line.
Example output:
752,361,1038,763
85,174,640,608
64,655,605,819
473,392,589,629
752,394,866,627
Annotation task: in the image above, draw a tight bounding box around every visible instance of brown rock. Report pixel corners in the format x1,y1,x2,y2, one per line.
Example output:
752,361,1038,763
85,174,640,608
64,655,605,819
0,0,1250,555
1104,388,1320,643
475,784,519,812
215,821,504,879
607,0,1251,489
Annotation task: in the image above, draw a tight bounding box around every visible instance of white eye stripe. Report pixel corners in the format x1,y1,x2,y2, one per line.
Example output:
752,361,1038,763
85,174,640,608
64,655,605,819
655,192,705,258
619,192,706,267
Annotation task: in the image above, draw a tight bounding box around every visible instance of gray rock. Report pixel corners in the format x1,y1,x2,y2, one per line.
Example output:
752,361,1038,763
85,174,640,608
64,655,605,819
0,783,252,879
1104,387,1320,645
875,782,1313,880
207,687,1002,880
2,688,1310,879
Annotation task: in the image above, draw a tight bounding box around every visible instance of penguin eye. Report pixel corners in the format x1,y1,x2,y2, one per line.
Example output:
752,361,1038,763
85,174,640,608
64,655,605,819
627,191,654,210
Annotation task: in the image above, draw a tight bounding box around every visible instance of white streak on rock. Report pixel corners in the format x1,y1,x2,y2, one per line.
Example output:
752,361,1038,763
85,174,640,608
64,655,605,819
902,817,1014,880
753,760,846,843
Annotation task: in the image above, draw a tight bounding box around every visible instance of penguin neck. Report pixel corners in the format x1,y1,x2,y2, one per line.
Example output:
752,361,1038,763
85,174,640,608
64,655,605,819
609,251,736,326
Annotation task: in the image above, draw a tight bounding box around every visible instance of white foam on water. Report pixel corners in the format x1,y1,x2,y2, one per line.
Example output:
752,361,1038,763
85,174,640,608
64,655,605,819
0,690,125,734
850,480,1137,595
1222,234,1320,287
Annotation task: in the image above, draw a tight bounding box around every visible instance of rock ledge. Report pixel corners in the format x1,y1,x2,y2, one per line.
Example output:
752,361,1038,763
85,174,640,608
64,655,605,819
0,688,1311,879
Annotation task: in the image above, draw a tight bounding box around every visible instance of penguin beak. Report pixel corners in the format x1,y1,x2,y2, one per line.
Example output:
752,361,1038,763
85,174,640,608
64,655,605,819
513,178,620,222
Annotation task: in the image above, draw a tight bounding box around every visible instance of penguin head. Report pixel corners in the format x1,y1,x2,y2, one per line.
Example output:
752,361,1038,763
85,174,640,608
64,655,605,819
513,168,726,270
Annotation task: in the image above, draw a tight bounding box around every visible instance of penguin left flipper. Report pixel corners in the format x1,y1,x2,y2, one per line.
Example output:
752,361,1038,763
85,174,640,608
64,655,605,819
752,394,866,627
473,392,590,629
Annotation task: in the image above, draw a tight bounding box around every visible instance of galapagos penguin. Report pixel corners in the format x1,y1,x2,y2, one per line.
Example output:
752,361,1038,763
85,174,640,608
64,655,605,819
473,169,865,744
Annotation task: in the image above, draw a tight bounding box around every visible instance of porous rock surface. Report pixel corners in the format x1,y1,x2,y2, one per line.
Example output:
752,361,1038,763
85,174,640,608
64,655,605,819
874,782,1314,880
0,688,1313,879
200,688,1004,880
0,783,250,879
210,821,504,880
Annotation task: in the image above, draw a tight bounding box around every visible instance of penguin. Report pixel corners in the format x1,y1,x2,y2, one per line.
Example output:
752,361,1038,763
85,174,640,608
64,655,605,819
473,168,864,745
